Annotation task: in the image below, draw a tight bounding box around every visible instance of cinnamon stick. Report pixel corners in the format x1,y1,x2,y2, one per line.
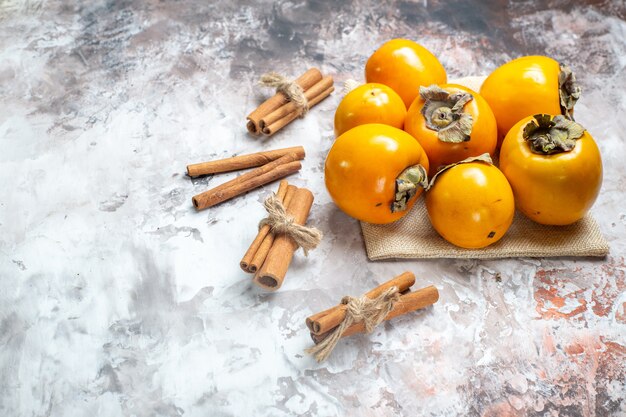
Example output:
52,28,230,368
262,81,335,136
248,184,297,273
260,76,335,130
247,68,323,135
311,286,439,344
253,187,314,290
240,180,290,272
187,146,305,177
192,153,301,210
306,271,416,335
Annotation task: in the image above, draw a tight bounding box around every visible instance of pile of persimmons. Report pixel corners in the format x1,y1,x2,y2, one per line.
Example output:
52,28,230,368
324,39,602,249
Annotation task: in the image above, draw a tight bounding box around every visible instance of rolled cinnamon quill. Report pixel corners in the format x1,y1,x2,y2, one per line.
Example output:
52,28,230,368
247,68,322,135
192,152,301,210
247,184,297,273
253,187,314,291
239,182,296,272
306,271,416,335
260,76,335,136
187,146,305,177
311,285,439,344
240,180,290,272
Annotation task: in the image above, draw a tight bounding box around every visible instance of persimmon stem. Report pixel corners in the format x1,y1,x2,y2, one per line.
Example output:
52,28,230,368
522,114,585,154
392,164,428,213
420,85,473,143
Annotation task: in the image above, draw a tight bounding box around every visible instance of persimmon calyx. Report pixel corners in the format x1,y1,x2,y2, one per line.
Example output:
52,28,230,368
420,85,474,143
559,64,581,119
392,164,428,213
427,153,493,190
523,114,585,154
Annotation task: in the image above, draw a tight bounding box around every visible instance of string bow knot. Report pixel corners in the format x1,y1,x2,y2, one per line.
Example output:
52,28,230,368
306,286,401,362
259,72,309,116
259,193,322,256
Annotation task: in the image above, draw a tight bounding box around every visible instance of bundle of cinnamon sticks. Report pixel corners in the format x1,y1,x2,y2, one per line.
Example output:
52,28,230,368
306,272,439,344
247,68,334,136
187,146,305,210
240,180,317,291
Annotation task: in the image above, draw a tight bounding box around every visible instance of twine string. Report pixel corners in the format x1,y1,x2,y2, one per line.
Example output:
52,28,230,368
342,79,361,95
305,286,401,362
260,72,309,116
259,193,322,256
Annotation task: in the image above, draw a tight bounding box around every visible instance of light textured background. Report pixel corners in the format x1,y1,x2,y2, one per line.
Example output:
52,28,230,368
1,1,625,416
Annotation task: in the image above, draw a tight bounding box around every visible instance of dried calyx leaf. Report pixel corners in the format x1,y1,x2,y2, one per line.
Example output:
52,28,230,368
427,153,493,190
392,164,428,213
420,85,474,143
523,114,585,154
558,64,581,119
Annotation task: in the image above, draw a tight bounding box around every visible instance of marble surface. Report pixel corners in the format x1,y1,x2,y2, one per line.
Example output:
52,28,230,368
1,1,625,416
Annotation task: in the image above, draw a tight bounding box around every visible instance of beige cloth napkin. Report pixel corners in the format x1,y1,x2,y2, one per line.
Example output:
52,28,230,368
360,76,609,260
361,200,609,260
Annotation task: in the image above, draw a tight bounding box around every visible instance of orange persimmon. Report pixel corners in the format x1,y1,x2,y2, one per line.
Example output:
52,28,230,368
426,157,514,249
334,83,406,136
404,84,497,176
480,56,581,145
499,114,602,225
365,39,447,108
325,124,430,224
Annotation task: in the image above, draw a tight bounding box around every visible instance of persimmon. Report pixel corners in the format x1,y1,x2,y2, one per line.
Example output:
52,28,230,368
480,56,581,145
499,114,602,225
334,83,406,136
426,156,514,249
365,39,447,108
325,124,430,224
404,84,497,175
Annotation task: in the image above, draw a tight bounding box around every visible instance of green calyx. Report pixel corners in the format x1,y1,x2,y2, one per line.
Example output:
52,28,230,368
392,164,428,213
420,85,474,143
558,64,581,119
523,114,585,154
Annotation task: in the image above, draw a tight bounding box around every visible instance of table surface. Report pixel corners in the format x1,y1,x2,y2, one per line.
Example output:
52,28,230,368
1,1,625,416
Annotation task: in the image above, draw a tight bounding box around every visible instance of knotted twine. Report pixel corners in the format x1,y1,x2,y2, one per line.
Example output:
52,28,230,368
342,78,360,95
305,286,401,362
259,193,322,256
259,72,309,116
